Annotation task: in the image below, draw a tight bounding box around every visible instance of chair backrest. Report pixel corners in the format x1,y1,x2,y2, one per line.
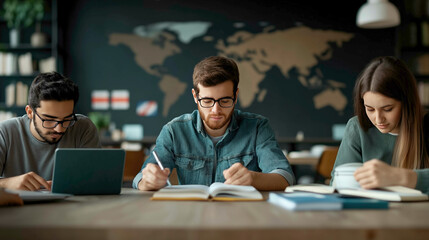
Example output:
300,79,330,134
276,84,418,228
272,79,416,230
123,150,145,182
123,149,179,185
169,168,179,185
315,147,339,183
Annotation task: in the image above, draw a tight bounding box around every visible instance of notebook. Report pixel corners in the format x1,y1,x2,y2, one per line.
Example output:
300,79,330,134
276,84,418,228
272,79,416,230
51,148,125,195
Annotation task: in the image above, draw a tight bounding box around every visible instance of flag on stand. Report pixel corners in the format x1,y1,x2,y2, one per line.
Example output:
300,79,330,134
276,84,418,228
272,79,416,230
91,90,109,110
136,101,158,117
111,90,130,110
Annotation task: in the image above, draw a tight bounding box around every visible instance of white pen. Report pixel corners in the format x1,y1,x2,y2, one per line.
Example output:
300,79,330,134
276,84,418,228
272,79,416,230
152,151,172,186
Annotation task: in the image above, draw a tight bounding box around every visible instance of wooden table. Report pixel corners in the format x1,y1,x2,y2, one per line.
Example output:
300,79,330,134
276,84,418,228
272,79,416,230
1,188,429,240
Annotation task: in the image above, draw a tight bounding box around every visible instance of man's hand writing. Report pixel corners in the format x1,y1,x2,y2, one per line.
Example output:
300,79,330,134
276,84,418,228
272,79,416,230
138,163,170,191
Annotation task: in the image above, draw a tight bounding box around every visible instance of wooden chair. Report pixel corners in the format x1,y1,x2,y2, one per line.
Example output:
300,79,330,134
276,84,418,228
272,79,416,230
169,168,179,185
124,149,179,185
314,147,339,184
123,150,145,182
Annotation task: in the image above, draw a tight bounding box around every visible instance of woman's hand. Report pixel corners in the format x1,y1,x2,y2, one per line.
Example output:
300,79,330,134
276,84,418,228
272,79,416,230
354,159,417,189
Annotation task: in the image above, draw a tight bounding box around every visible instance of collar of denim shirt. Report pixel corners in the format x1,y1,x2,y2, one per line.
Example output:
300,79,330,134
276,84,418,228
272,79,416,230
194,109,240,138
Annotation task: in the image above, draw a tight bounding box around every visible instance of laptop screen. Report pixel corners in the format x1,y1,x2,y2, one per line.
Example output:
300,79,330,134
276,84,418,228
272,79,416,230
52,148,125,195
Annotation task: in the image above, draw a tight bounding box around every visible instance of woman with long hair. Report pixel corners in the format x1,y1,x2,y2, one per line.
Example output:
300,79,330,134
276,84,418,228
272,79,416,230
331,56,429,193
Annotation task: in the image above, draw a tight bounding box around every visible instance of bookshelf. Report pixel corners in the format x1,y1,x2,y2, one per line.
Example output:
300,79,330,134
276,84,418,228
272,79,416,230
398,9,429,109
0,0,60,117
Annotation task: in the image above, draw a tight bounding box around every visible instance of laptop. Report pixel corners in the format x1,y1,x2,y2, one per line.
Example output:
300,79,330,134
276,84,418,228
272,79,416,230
4,149,125,202
51,148,125,195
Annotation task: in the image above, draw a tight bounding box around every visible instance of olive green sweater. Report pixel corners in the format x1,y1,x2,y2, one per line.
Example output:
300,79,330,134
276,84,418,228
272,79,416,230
331,116,429,194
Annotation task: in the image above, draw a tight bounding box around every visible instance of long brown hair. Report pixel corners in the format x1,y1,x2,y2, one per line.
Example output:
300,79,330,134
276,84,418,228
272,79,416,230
354,56,428,169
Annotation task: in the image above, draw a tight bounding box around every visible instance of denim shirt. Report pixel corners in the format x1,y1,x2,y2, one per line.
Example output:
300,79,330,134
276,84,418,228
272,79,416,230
133,109,295,188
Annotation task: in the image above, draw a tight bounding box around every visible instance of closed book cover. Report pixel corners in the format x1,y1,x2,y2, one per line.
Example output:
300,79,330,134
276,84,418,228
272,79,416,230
268,192,342,211
339,197,389,209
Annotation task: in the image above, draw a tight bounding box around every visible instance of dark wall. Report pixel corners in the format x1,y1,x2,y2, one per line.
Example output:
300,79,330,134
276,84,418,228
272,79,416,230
58,0,403,138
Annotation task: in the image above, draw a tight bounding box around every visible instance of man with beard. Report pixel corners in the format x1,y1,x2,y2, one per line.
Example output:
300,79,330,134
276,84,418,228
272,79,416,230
0,72,101,191
133,56,294,191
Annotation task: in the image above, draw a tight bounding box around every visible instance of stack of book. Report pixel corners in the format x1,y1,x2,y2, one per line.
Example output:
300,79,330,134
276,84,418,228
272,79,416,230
268,192,389,211
5,81,29,107
268,184,428,211
285,184,429,202
418,81,429,106
0,52,18,75
0,52,34,76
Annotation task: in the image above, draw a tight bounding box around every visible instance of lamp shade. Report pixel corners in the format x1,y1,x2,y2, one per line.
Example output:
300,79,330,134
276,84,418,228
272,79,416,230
356,0,400,28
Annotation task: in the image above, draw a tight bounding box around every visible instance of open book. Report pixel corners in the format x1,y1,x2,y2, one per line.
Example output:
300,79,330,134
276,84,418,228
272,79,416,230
285,184,429,202
151,182,264,201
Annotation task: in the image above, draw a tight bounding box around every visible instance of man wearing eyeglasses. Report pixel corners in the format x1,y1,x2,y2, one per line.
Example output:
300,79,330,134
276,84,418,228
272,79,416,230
0,72,101,191
134,56,295,191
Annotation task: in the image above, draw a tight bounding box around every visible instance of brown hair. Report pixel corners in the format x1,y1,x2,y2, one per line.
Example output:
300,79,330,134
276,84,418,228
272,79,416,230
193,56,239,97
354,56,428,169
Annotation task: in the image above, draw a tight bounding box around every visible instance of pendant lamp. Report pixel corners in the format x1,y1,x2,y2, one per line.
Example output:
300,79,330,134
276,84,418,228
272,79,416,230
356,0,400,28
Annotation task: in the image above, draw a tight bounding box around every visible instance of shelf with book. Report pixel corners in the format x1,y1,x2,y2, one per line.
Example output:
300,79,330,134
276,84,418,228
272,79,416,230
398,2,429,110
398,3,429,66
0,0,60,118
0,74,37,79
0,43,52,51
417,79,429,108
0,103,25,117
0,79,30,109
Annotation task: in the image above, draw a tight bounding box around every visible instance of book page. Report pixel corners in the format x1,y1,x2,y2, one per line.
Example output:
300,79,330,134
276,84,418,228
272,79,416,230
160,185,209,193
152,185,210,200
285,184,336,194
208,183,262,200
381,186,423,194
337,188,428,202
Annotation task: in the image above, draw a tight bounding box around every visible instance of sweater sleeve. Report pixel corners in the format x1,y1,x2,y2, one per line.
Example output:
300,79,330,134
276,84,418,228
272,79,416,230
330,117,363,184
0,125,7,177
255,118,295,185
74,116,101,148
414,169,429,194
416,114,429,194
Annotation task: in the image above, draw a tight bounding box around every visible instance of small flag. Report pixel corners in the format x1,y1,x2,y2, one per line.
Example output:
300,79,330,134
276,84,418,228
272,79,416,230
111,90,130,110
91,90,109,110
136,101,158,117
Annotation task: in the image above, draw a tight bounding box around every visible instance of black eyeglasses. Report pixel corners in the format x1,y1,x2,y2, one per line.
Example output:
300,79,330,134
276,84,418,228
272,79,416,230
33,110,77,129
197,96,235,108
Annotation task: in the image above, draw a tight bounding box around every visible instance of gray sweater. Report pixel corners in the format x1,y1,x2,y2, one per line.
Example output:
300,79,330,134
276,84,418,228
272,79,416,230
331,116,429,194
0,114,101,180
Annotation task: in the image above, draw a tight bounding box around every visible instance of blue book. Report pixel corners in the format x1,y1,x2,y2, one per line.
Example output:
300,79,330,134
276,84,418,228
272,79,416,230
339,197,389,209
268,192,343,211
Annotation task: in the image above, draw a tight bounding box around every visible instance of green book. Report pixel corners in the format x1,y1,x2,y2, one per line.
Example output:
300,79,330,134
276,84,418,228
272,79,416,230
339,197,389,209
